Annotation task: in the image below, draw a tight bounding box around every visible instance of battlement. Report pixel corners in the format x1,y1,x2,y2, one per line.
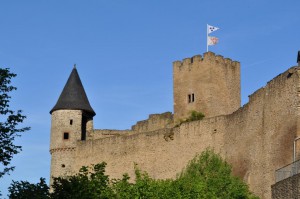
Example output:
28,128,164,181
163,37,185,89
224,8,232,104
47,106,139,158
173,52,241,120
248,66,299,104
173,52,240,71
131,112,173,133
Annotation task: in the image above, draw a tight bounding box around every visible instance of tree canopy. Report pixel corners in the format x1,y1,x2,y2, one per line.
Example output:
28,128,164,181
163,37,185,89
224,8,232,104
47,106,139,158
8,149,259,199
0,68,30,178
8,178,49,199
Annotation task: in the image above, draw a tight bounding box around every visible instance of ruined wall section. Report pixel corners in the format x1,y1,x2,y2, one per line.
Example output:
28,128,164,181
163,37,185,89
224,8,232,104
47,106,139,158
131,112,173,133
173,52,240,121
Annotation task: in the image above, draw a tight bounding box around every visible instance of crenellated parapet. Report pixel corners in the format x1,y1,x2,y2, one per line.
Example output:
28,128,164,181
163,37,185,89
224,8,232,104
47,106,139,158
132,112,173,133
173,51,241,120
173,52,240,72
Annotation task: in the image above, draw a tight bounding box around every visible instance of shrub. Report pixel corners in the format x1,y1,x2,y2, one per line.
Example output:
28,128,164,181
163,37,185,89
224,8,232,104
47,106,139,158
175,110,205,127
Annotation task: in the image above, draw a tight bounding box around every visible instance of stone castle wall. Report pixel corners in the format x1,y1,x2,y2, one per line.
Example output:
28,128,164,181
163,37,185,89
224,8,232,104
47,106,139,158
92,129,134,139
75,118,226,180
49,51,300,199
223,66,300,198
72,66,300,199
173,52,241,121
131,112,173,133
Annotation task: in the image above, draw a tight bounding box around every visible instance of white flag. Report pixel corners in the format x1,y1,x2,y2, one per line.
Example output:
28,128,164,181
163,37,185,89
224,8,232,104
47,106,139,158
208,25,219,34
207,36,219,46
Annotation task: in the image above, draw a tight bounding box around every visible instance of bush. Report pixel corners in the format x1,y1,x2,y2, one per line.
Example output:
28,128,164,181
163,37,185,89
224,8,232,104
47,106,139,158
188,110,205,121
175,110,205,127
110,149,259,199
175,149,259,199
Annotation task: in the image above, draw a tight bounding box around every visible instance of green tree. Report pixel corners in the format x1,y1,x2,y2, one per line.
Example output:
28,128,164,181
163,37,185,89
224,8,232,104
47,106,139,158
111,149,258,199
8,178,49,199
50,162,114,199
111,166,175,199
174,149,259,199
0,68,30,177
8,150,259,199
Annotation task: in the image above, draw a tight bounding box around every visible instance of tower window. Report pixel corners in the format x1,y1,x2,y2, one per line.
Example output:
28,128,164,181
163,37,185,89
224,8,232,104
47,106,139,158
70,119,73,125
188,93,195,103
81,116,87,141
63,132,69,140
61,164,66,168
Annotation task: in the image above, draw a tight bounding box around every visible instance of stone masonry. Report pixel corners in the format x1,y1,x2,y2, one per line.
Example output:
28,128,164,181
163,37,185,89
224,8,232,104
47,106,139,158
272,173,300,199
173,52,240,121
49,51,300,199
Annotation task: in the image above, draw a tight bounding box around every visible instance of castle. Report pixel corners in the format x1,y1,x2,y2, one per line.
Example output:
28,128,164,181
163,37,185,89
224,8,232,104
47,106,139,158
50,51,300,199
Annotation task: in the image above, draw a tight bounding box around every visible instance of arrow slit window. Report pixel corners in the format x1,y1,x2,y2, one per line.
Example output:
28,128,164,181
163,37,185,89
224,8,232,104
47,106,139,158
188,93,195,103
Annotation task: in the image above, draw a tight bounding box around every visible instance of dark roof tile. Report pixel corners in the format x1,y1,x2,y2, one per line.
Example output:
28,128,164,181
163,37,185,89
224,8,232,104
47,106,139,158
50,67,96,116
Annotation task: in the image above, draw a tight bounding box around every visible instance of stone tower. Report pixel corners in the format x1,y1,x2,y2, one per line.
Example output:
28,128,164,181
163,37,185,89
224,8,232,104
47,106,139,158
173,52,241,121
49,66,95,184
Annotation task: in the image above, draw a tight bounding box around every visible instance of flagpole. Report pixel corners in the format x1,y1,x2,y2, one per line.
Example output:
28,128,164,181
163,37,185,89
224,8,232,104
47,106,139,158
206,24,208,52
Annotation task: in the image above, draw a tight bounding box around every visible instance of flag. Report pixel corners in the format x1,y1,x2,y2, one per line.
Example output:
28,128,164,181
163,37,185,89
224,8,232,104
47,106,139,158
208,25,219,34
207,36,219,46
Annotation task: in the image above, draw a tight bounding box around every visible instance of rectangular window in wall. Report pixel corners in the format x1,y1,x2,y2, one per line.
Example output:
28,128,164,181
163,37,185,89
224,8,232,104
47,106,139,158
81,116,87,141
188,93,195,103
63,132,69,140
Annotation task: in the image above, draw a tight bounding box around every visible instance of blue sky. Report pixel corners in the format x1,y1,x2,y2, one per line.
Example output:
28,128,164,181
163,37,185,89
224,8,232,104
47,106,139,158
1,0,300,196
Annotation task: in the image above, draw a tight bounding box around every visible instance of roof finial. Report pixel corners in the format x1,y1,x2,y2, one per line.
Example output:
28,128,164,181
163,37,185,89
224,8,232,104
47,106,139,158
74,64,76,69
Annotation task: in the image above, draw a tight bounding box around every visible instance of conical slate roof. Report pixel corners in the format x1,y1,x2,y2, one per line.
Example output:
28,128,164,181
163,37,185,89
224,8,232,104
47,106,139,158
50,67,96,116
298,51,300,63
